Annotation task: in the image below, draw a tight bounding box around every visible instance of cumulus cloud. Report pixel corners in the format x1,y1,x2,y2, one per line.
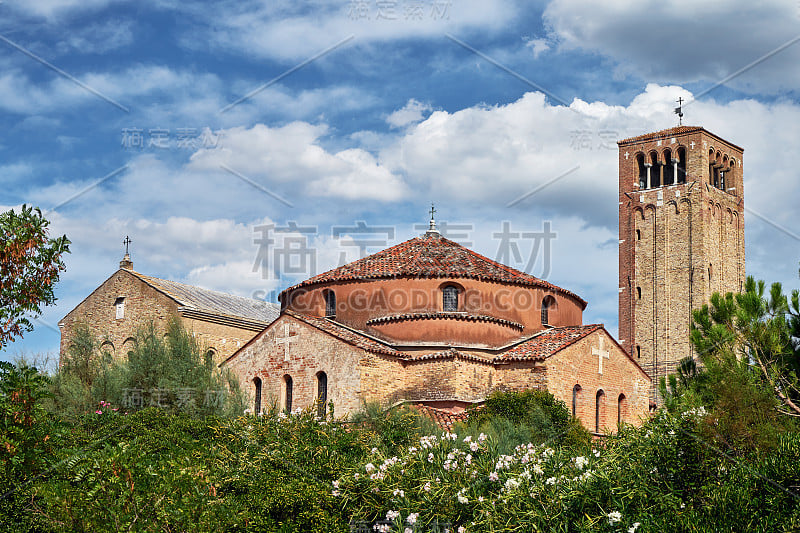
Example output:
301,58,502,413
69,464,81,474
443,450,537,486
188,123,408,201
386,99,433,128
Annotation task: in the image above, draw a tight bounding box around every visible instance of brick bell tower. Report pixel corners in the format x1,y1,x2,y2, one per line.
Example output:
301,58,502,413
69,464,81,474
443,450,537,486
617,126,745,397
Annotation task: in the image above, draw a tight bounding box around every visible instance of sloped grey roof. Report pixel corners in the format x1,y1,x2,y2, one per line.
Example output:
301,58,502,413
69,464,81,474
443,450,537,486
127,270,279,325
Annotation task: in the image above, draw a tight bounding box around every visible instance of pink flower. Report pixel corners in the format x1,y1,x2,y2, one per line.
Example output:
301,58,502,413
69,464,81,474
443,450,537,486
95,410,103,414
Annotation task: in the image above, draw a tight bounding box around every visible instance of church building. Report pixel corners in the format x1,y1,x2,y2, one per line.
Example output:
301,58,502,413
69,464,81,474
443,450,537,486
223,217,652,434
59,251,280,364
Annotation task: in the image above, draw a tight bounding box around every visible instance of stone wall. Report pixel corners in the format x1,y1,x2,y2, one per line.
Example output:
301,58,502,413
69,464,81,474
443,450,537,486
59,269,263,365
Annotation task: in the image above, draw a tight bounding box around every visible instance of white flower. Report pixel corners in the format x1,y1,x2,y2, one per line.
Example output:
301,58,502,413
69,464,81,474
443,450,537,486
393,488,405,497
489,471,499,482
478,496,484,502
545,477,556,485
371,447,379,454
332,490,340,497
458,527,466,533
374,525,390,533
332,480,339,489
423,482,431,492
628,523,641,533
607,511,622,525
457,493,469,504
406,513,419,525
405,529,413,533
386,510,400,521
504,478,520,491
470,441,479,452
532,463,544,475
365,463,375,473
463,435,472,443
593,449,601,457
574,456,589,470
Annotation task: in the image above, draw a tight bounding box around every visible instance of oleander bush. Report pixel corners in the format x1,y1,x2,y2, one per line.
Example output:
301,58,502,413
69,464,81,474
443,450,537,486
3,363,800,532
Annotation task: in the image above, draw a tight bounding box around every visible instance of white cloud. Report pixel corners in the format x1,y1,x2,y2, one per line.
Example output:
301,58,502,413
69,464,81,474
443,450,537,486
170,0,519,61
544,0,800,93
188,123,408,201
8,0,123,19
525,38,550,59
386,99,433,128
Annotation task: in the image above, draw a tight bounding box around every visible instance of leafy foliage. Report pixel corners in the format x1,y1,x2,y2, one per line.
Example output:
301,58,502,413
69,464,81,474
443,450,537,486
0,205,70,347
464,389,590,451
49,317,245,418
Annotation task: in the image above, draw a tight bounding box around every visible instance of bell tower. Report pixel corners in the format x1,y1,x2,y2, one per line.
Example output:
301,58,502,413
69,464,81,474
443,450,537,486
617,126,745,396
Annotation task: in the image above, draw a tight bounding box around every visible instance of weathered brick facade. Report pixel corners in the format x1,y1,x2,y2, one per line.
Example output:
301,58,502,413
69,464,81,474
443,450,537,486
617,127,745,399
59,258,278,365
224,231,652,433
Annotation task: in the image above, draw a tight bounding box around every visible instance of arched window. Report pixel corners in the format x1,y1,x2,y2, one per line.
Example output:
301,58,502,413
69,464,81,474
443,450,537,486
283,375,293,413
325,290,336,318
636,287,641,300
253,377,262,414
541,295,556,326
636,153,646,188
636,229,641,241
204,349,216,370
618,394,627,426
572,384,582,418
316,371,328,418
595,389,606,433
663,149,674,185
677,147,687,183
649,152,660,188
636,345,641,359
442,285,459,312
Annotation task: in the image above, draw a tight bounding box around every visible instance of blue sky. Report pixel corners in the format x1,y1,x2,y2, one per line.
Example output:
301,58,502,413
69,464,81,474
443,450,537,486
3,0,800,365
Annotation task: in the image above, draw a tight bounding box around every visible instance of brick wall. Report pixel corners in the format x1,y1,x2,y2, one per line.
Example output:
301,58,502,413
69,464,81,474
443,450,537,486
618,128,744,398
546,330,650,433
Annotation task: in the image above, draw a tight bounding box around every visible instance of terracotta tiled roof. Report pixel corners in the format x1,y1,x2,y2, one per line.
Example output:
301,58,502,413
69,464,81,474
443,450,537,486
413,404,473,431
281,233,585,308
499,324,603,361
284,310,402,356
126,270,280,325
403,347,494,365
366,312,524,331
617,126,703,145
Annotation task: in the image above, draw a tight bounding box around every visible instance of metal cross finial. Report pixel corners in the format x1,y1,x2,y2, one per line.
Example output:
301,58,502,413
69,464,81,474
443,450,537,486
674,97,684,126
428,203,437,232
123,236,131,255
429,203,436,220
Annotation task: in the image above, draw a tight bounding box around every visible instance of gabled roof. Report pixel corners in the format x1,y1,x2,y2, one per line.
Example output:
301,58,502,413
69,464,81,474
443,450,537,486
281,233,585,308
499,324,603,361
125,269,279,325
284,310,402,356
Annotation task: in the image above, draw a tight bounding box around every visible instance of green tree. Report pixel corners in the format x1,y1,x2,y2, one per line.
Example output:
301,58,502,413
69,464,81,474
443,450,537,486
0,205,70,348
691,275,800,418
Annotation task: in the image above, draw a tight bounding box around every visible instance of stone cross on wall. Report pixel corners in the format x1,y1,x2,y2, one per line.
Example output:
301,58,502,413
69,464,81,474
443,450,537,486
275,323,297,362
593,336,610,375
